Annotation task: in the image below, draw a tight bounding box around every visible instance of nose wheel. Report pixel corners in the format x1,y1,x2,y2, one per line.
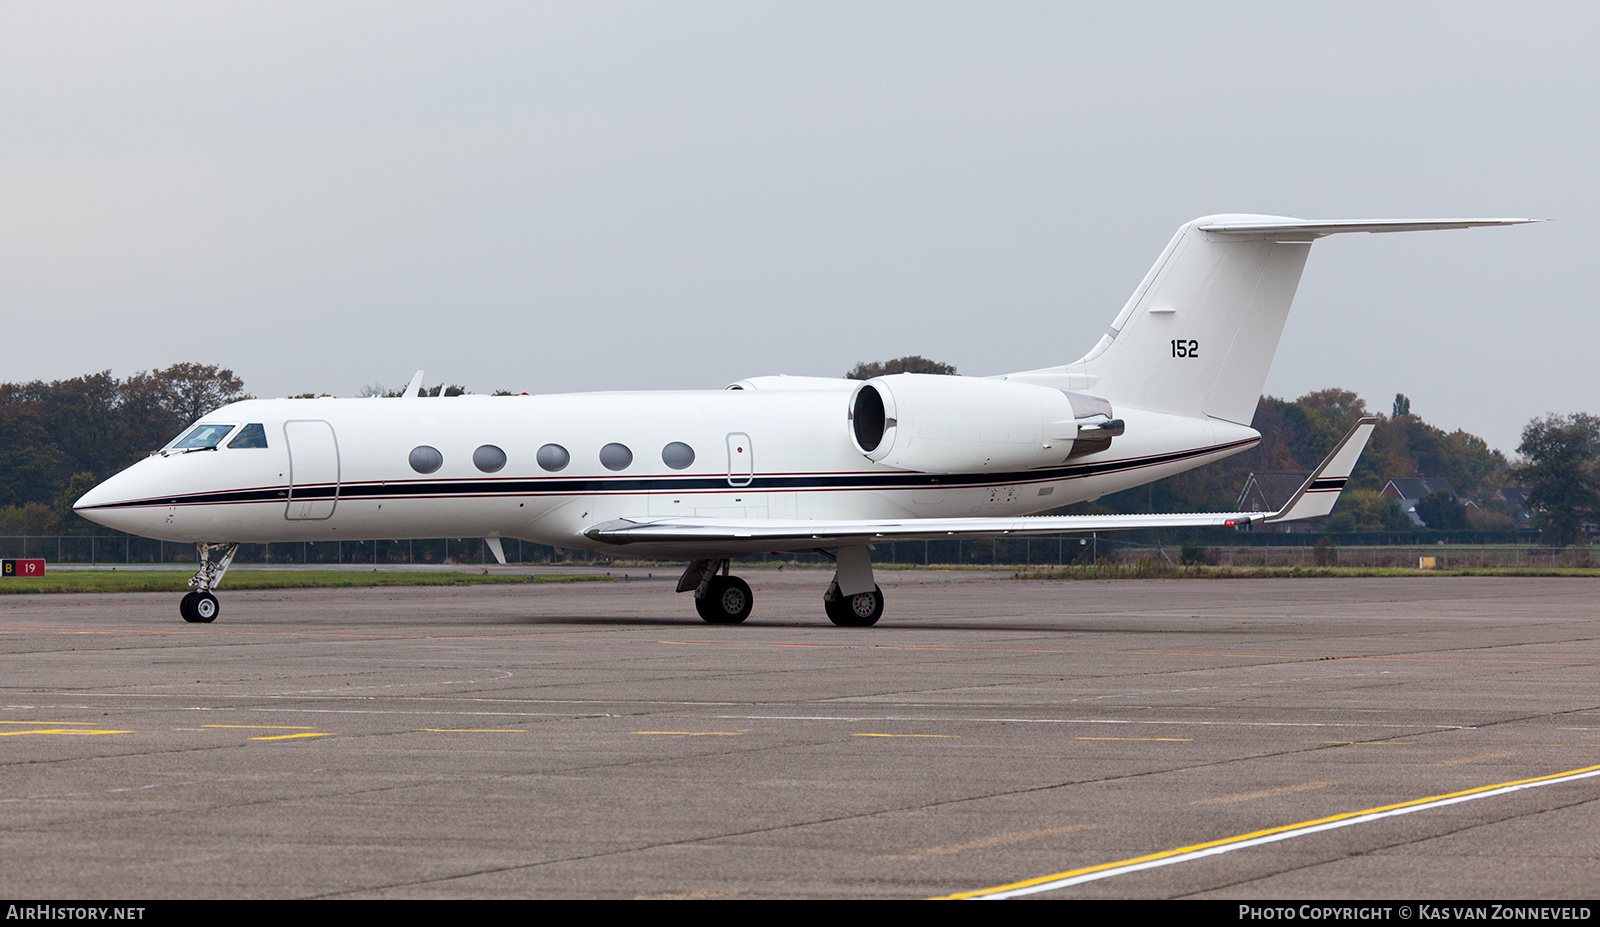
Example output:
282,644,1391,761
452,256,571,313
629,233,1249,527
180,591,220,623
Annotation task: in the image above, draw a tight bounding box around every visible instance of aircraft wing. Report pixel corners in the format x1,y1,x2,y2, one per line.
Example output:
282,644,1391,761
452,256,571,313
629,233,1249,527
588,511,1265,547
584,418,1378,549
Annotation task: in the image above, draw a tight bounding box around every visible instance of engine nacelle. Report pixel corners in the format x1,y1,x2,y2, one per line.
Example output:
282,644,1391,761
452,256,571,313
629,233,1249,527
847,374,1123,472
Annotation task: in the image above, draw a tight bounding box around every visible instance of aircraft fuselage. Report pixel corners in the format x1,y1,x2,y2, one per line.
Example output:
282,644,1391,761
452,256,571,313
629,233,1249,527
74,387,1258,559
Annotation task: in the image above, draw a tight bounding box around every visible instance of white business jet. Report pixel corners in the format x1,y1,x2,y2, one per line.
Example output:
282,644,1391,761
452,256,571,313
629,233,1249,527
74,215,1534,626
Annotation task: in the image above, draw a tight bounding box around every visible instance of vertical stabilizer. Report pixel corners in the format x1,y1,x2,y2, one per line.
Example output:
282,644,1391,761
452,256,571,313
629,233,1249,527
1067,215,1312,426
1003,215,1538,427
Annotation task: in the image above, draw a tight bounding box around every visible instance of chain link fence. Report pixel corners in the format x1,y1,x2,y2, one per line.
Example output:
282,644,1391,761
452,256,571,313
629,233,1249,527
0,535,572,567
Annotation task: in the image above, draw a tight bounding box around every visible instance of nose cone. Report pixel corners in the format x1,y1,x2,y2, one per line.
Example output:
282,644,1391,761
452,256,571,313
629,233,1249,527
73,476,119,512
73,468,159,536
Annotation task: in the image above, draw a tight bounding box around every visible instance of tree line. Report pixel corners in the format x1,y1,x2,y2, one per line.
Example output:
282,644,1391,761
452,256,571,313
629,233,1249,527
1078,387,1512,525
0,364,249,534
1068,388,1597,544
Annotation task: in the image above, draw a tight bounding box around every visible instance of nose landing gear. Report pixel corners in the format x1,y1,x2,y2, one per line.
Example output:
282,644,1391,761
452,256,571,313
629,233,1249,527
180,542,238,623
180,591,220,623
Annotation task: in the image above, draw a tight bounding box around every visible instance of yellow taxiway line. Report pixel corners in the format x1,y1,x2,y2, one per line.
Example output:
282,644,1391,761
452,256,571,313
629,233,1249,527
0,728,132,736
941,762,1600,899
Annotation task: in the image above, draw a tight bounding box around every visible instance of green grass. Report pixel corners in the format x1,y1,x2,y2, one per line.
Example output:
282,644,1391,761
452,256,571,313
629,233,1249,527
0,570,613,595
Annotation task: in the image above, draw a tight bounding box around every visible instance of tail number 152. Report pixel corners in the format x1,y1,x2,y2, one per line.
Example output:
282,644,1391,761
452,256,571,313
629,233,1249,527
1171,339,1199,358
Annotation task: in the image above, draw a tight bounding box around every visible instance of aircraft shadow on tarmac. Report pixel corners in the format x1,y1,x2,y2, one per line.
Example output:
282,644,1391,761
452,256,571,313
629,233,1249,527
471,611,1266,635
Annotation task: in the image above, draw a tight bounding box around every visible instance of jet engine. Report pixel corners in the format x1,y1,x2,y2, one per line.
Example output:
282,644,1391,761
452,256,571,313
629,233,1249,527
847,374,1123,472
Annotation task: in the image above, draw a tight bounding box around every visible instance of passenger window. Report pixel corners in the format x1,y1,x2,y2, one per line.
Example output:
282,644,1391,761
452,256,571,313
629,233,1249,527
599,443,633,471
171,423,236,450
536,444,570,472
227,423,269,449
662,442,695,470
409,446,443,474
473,445,507,473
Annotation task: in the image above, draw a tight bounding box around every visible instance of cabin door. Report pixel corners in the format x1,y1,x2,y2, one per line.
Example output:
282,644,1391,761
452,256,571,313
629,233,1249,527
688,431,765,517
726,432,754,487
284,420,340,520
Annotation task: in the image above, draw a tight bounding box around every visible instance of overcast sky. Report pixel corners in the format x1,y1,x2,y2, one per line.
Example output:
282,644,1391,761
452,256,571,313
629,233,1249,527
1,2,1590,456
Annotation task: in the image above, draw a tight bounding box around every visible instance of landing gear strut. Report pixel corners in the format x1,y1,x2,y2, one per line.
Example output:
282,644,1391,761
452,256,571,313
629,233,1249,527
181,542,238,624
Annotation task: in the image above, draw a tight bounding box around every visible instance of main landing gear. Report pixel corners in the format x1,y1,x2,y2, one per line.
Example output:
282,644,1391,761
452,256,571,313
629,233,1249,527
823,581,884,627
679,559,753,624
180,542,238,624
676,546,883,627
697,574,754,624
819,546,882,627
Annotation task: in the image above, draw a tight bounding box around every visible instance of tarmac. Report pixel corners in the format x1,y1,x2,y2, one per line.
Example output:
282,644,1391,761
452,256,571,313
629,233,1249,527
2,568,1598,899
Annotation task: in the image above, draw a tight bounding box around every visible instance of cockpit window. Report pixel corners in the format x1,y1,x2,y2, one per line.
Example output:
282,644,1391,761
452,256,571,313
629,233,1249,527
227,423,269,449
171,424,236,450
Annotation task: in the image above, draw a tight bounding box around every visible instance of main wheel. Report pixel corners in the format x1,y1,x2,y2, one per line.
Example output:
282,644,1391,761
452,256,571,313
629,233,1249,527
823,588,848,624
695,575,753,624
826,584,884,627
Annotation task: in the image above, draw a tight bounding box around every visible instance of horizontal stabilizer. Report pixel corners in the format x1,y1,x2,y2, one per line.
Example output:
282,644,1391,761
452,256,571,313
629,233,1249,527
1197,218,1542,240
583,418,1379,549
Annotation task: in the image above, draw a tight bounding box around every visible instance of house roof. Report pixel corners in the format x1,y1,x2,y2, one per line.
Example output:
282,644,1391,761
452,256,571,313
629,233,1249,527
1237,472,1311,512
1381,478,1455,502
1492,487,1531,506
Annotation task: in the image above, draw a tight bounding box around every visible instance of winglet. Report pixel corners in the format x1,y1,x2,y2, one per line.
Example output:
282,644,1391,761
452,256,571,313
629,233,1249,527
402,370,425,399
1261,416,1379,523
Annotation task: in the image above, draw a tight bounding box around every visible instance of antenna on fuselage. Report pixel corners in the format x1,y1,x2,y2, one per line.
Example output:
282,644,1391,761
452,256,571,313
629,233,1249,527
402,370,425,399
